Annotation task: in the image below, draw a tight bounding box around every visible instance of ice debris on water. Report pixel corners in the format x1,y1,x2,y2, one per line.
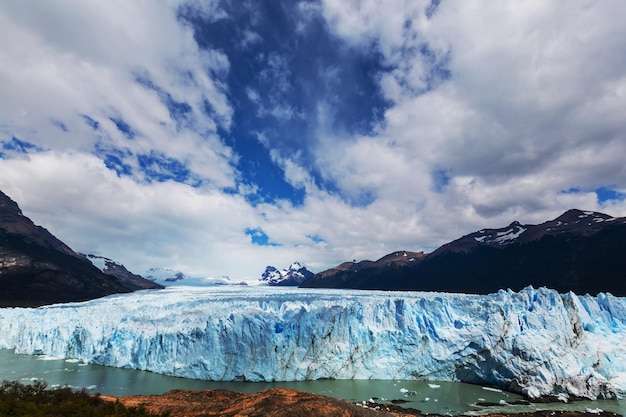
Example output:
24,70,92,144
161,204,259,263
401,388,418,396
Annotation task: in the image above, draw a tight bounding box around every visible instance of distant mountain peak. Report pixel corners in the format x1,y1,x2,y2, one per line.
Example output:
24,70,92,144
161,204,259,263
144,267,188,283
143,267,247,287
471,222,527,246
260,262,314,286
552,208,613,225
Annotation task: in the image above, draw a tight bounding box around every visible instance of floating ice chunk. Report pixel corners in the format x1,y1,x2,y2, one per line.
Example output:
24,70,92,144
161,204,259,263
482,387,503,393
556,393,569,402
37,355,64,361
400,388,417,396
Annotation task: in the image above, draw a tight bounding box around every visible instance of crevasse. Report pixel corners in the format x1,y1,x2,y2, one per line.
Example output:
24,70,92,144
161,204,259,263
0,286,625,400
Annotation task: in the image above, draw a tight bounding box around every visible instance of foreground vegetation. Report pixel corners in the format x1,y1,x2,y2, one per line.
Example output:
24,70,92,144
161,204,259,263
0,380,168,417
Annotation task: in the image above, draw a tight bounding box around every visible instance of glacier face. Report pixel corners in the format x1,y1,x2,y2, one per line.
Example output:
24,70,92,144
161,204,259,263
0,286,625,400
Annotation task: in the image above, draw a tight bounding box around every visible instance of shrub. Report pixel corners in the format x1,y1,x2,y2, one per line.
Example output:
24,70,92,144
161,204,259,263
0,380,168,416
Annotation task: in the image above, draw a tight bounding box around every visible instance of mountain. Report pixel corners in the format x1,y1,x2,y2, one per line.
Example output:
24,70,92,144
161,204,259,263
0,190,159,307
301,209,626,296
2,286,624,400
260,262,314,286
306,251,427,289
144,267,247,287
84,254,163,290
144,267,188,284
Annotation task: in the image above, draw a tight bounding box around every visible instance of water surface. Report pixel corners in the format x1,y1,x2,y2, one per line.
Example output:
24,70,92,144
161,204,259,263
1,349,624,415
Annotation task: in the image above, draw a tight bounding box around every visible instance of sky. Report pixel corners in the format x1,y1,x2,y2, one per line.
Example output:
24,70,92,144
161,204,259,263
1,1,626,280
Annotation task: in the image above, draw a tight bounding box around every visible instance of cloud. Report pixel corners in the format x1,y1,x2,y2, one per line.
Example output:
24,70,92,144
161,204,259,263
0,151,256,276
317,0,626,215
0,0,235,187
1,1,626,280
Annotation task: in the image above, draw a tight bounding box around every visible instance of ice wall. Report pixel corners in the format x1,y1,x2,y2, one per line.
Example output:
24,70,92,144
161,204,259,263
0,286,625,400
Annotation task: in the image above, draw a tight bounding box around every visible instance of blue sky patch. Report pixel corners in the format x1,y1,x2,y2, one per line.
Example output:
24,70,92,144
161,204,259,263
95,144,133,177
1,136,42,154
110,117,135,139
51,118,68,132
138,151,191,183
426,0,443,19
431,168,451,193
134,72,196,131
81,114,100,130
560,186,626,204
346,189,377,208
307,234,326,244
596,186,626,203
179,1,390,206
245,227,280,246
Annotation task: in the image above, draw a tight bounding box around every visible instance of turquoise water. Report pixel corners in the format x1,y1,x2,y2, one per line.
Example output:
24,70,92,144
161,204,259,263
0,349,624,415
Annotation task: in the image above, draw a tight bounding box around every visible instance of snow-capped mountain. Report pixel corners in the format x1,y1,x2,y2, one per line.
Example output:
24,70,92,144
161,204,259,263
144,267,247,287
260,262,314,286
144,267,189,284
303,209,626,296
1,286,625,401
439,209,626,252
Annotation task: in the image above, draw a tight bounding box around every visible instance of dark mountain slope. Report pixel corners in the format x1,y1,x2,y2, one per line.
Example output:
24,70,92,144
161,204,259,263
301,210,626,296
84,254,163,291
0,190,159,307
300,251,426,289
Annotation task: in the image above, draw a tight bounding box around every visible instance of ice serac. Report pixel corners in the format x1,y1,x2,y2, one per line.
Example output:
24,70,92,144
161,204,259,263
0,286,625,401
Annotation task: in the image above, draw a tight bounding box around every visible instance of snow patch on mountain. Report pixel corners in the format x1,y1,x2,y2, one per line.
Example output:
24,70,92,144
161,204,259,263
493,226,527,243
85,254,108,271
472,222,527,245
260,262,314,286
0,286,625,401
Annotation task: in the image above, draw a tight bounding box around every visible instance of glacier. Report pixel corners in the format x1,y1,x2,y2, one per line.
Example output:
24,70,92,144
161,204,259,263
0,286,625,401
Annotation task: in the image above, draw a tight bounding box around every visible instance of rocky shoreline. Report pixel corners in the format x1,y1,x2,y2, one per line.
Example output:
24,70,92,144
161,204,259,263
103,388,623,417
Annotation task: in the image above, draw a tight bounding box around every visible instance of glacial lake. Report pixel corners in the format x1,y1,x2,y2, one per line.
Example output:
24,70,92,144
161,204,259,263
1,349,625,415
